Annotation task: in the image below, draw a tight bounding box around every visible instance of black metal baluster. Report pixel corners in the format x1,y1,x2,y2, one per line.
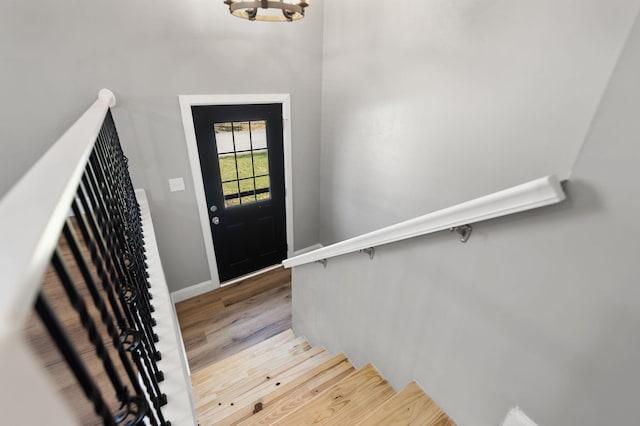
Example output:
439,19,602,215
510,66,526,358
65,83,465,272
83,159,163,360
77,152,169,424
90,137,153,317
76,179,168,400
62,221,150,425
35,292,116,426
71,196,133,335
93,116,171,425
72,191,164,426
51,248,139,423
33,110,172,426
93,135,155,322
81,154,155,332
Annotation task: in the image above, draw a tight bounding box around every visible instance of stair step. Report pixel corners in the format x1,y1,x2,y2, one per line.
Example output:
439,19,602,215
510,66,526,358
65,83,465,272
197,344,329,424
212,348,338,425
194,335,312,408
191,329,295,383
357,381,456,425
272,363,395,425
191,329,296,390
235,353,356,426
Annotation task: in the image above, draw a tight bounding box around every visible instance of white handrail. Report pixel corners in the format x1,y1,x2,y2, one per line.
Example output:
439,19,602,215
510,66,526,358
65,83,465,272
283,175,566,268
0,89,116,339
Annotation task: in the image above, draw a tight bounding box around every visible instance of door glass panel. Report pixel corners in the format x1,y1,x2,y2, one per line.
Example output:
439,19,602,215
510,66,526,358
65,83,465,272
236,152,254,179
218,154,238,182
233,122,252,151
216,120,270,208
255,175,271,201
214,123,234,154
222,181,240,207
255,175,269,190
250,121,267,149
253,150,269,175
239,178,256,204
240,178,255,196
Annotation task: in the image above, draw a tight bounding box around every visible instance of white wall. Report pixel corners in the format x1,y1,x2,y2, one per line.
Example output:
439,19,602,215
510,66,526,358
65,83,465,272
294,8,640,426
0,0,323,292
319,0,640,243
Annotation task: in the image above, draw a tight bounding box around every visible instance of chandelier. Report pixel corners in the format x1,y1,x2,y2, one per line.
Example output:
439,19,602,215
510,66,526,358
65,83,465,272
223,0,309,22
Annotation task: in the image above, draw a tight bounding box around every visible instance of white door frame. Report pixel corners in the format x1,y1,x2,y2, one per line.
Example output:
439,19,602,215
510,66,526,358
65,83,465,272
178,94,294,289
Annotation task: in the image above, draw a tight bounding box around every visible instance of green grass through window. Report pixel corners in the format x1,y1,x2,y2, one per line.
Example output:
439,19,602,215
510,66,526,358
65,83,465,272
219,151,268,182
219,151,270,206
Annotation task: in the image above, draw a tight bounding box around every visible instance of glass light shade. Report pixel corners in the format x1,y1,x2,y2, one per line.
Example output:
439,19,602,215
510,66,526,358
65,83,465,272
223,0,309,22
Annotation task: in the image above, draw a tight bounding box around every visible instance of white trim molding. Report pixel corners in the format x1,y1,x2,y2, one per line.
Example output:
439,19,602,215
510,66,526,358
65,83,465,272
170,280,215,304
283,176,566,268
294,243,324,256
178,94,295,289
502,407,538,426
220,264,282,288
171,263,285,303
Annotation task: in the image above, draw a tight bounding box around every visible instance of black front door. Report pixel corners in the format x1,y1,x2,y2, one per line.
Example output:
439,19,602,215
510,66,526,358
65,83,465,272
192,103,287,282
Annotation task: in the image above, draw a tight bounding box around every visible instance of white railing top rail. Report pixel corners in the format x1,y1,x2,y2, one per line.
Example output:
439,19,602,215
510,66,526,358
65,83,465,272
0,89,116,339
283,175,566,269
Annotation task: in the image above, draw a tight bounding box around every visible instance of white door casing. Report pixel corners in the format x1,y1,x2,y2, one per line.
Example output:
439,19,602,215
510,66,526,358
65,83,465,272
179,94,294,290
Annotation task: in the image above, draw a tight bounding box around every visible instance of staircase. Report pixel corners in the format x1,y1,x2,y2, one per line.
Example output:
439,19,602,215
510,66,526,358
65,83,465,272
192,330,455,425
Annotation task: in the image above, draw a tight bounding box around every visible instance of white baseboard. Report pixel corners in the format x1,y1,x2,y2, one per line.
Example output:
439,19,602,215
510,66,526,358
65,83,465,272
220,264,283,288
170,280,216,304
171,246,323,303
293,243,324,256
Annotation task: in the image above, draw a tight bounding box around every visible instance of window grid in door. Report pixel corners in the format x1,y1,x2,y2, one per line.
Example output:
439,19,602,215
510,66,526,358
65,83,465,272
214,121,271,208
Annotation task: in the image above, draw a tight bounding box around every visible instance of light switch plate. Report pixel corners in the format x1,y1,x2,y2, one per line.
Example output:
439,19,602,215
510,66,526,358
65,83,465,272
169,177,185,192
502,407,537,426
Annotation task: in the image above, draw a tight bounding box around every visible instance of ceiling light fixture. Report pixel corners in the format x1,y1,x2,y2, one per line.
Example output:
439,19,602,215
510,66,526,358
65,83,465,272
223,0,309,22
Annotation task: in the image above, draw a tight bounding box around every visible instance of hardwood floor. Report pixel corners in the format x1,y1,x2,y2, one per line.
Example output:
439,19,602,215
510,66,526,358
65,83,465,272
176,266,456,426
191,330,456,425
175,267,292,374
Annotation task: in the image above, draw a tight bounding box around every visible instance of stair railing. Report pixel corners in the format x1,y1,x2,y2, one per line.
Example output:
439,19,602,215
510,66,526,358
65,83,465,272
0,90,194,425
283,176,567,268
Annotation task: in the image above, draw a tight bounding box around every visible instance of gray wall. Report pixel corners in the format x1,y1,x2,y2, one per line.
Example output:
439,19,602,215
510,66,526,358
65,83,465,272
293,9,640,426
0,0,323,292
319,0,640,244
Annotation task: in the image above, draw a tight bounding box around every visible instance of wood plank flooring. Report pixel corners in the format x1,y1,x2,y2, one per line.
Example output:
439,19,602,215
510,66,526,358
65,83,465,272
358,381,456,426
194,330,457,426
175,267,292,374
178,266,457,426
273,363,395,425
236,353,356,425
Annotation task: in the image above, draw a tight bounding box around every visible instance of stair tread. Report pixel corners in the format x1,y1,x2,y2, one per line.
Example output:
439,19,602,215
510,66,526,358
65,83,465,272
194,336,313,409
357,381,456,426
197,344,328,423
272,363,395,425
211,348,339,425
191,329,296,387
235,353,356,426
